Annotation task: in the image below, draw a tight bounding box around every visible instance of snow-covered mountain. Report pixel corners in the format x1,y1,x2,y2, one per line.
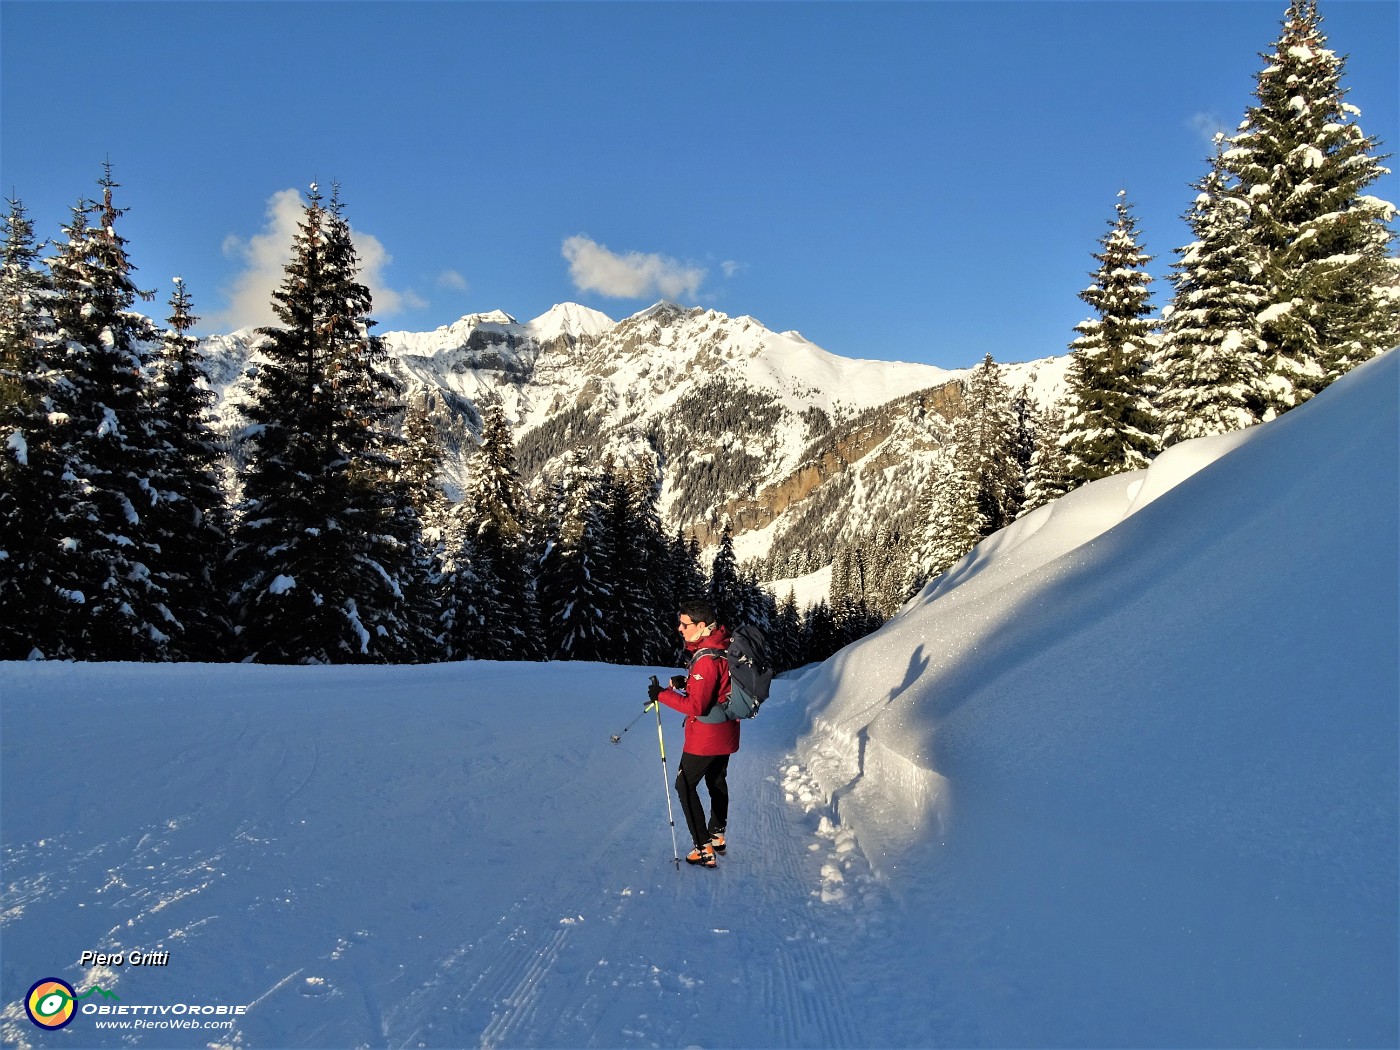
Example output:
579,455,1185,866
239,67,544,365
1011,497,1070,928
201,303,1070,567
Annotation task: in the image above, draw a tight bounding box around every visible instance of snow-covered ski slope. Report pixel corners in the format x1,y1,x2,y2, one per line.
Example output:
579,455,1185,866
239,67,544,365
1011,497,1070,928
2,350,1395,1048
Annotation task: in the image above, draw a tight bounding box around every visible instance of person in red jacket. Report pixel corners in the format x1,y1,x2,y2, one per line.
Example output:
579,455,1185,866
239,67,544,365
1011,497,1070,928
649,599,738,868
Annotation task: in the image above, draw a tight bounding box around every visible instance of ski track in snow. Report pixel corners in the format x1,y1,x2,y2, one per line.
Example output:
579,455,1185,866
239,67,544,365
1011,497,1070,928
383,714,873,1049
0,666,933,1049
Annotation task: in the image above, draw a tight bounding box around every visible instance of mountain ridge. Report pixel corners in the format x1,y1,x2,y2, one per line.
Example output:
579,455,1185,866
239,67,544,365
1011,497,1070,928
201,301,1071,572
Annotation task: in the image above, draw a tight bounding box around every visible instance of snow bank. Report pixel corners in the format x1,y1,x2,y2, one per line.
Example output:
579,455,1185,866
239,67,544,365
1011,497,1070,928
794,348,1399,1045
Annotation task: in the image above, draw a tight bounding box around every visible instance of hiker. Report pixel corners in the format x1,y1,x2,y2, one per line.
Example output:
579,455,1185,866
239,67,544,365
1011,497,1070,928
648,600,737,868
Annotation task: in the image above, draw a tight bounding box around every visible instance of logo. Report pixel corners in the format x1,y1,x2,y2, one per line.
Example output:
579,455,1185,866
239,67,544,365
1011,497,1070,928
24,980,120,1030
25,978,77,1029
20,974,247,1032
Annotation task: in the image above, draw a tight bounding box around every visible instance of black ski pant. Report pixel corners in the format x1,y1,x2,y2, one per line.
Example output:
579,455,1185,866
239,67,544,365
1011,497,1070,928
676,752,729,849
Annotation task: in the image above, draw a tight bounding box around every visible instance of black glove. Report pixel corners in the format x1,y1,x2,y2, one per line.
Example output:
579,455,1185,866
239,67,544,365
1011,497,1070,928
647,677,662,705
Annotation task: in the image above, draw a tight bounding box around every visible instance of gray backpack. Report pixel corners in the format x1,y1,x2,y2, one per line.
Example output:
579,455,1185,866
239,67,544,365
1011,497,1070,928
694,624,774,722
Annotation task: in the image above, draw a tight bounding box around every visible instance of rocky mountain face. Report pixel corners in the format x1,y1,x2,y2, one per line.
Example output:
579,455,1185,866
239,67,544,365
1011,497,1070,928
201,302,1069,573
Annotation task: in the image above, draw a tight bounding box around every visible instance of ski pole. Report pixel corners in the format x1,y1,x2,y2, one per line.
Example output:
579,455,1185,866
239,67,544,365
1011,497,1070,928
609,707,649,745
648,677,681,870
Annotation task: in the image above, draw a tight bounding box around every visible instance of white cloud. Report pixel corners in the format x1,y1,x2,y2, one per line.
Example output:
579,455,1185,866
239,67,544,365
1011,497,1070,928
212,188,302,332
352,230,426,315
561,235,706,301
211,188,423,332
438,269,469,291
720,259,745,279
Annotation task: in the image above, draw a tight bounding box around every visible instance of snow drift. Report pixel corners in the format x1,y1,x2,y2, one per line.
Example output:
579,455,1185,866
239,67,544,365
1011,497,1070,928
794,348,1399,1045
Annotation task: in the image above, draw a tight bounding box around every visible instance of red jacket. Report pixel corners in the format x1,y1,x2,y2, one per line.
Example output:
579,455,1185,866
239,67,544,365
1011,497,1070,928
657,624,740,756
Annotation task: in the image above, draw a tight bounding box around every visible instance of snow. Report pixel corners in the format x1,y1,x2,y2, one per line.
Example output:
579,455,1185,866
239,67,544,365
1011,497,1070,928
5,429,27,467
1358,194,1399,220
2,351,1394,1048
95,407,121,441
2,663,894,1048
383,303,612,358
267,574,296,595
378,299,969,422
795,348,1398,1044
719,316,956,416
523,302,615,344
764,564,832,610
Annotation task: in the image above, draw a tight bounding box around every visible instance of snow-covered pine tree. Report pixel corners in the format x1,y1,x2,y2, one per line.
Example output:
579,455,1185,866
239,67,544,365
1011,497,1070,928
1224,0,1399,408
400,396,451,534
437,506,486,660
0,198,50,421
667,527,707,598
230,184,434,663
322,189,439,662
733,565,776,633
592,460,646,664
1157,137,1271,445
441,521,499,660
829,545,880,649
770,587,802,672
351,216,439,659
857,524,897,619
783,546,807,580
450,402,540,660
0,195,65,659
538,452,612,659
829,545,854,610
1060,192,1161,486
907,449,979,592
523,469,566,659
656,525,707,660
146,278,233,658
1011,386,1037,497
399,396,456,652
801,598,839,664
870,524,913,617
614,457,676,664
956,354,1025,534
1021,400,1074,516
708,521,741,625
689,530,711,578
904,360,1022,595
41,168,179,659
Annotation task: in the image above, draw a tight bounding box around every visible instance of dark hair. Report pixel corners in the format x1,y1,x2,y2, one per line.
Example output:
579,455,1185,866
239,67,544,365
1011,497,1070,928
679,598,719,627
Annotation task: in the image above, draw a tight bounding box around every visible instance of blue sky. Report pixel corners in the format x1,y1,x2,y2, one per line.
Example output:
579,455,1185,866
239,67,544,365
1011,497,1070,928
2,1,1396,370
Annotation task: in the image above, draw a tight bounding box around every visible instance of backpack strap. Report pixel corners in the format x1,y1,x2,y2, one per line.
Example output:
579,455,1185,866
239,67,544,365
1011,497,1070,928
687,646,731,721
688,646,728,669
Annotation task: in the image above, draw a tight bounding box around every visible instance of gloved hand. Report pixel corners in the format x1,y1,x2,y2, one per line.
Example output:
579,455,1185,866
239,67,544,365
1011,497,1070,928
647,677,662,705
669,675,687,691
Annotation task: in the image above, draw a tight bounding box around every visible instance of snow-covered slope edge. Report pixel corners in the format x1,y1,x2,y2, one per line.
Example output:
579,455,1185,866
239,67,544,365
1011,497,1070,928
791,348,1399,1046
